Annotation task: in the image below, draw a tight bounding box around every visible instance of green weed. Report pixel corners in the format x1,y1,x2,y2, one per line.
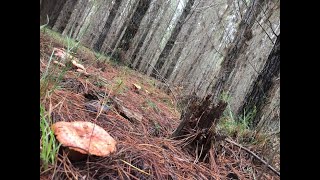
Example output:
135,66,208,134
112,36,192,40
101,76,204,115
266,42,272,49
40,105,61,170
217,92,259,144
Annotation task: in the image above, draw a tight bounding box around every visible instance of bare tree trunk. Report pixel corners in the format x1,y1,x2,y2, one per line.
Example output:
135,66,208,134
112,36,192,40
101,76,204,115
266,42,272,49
143,0,185,75
238,34,280,127
161,10,200,81
40,0,68,27
61,0,89,37
93,0,123,52
210,0,266,103
131,0,172,69
85,0,114,48
52,0,79,33
124,0,163,65
112,0,152,62
107,0,139,53
151,0,195,78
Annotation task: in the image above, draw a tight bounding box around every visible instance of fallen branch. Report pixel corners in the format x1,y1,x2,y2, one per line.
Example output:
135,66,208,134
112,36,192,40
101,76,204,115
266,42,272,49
225,138,280,177
112,97,143,123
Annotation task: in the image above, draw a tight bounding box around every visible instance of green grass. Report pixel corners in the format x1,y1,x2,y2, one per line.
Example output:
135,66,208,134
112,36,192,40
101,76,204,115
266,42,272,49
41,28,79,52
40,24,86,171
40,48,70,99
94,51,110,62
217,92,259,144
40,24,91,99
40,104,61,170
147,99,159,112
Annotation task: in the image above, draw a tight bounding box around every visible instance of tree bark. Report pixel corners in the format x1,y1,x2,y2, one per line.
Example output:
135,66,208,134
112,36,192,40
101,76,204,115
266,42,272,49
210,0,266,103
52,0,79,33
172,94,227,161
93,0,123,52
238,34,280,127
40,0,68,27
131,0,172,69
114,0,151,54
151,0,196,78
162,10,200,81
85,0,114,48
143,0,184,75
61,0,89,37
124,0,163,65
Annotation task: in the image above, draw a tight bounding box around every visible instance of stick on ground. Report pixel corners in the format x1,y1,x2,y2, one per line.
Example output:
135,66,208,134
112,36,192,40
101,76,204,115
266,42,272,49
225,138,280,177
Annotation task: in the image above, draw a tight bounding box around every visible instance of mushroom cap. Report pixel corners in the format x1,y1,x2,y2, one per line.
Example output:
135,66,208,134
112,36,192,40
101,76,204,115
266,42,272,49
72,60,86,71
52,121,117,157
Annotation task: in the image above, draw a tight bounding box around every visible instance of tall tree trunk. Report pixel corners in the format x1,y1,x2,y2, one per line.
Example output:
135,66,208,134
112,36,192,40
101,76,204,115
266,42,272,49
161,10,200,81
210,0,266,103
85,0,114,48
113,0,151,56
40,0,68,27
124,0,163,65
151,0,196,78
137,0,183,74
131,1,172,69
238,34,280,127
108,0,143,59
93,0,123,52
52,0,79,33
111,0,151,62
61,0,89,37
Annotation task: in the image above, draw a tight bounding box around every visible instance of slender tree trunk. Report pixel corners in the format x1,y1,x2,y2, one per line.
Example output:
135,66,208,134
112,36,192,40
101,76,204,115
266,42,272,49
52,0,79,33
61,0,89,37
124,0,163,65
137,0,182,73
161,11,199,81
109,0,142,54
131,1,171,69
151,0,195,78
40,0,68,27
93,0,123,52
86,0,114,48
114,0,151,54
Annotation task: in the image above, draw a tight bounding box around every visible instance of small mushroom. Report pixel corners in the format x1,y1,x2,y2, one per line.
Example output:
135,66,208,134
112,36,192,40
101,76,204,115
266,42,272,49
76,68,90,76
132,83,141,93
72,60,86,71
53,60,66,67
53,47,73,60
52,121,117,161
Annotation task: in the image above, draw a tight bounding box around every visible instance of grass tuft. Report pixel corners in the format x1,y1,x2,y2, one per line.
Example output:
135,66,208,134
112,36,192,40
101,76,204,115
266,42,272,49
40,104,60,170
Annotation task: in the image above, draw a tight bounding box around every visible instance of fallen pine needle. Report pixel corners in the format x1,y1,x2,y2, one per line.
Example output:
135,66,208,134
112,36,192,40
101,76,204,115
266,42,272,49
120,159,151,176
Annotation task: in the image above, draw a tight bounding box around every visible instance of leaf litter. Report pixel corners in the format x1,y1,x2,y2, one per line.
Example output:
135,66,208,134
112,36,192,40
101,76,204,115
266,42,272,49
40,31,279,180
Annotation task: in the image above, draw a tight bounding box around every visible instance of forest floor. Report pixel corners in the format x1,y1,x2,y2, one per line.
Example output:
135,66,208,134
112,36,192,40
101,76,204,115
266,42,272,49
40,29,279,180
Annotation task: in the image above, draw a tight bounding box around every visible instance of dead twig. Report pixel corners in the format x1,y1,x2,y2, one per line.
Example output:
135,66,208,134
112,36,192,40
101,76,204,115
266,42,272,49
225,138,280,177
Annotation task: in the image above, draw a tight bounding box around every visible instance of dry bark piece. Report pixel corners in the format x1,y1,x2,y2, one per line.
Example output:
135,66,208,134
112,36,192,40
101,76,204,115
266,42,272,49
85,100,110,113
112,97,143,123
52,121,117,157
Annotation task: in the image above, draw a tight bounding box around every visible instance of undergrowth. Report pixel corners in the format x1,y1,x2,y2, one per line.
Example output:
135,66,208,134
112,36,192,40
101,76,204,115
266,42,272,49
217,92,268,146
40,104,60,170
